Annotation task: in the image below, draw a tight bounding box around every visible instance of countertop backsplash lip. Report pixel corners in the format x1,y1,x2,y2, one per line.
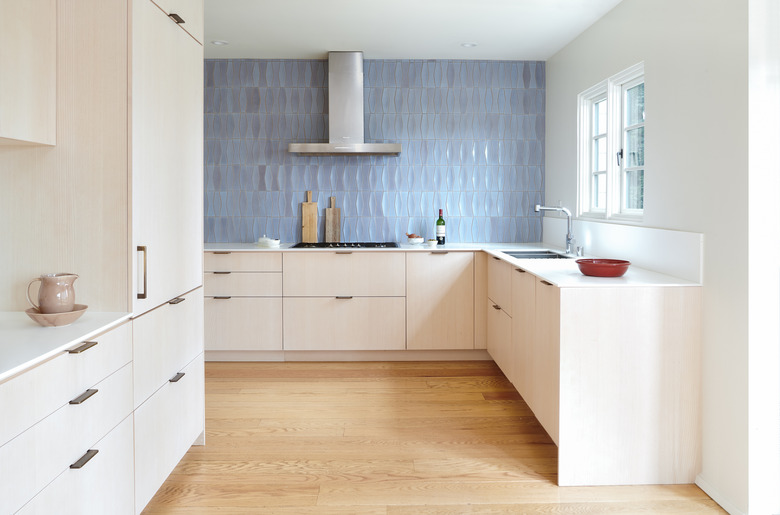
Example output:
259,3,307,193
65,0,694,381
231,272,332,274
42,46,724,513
204,58,546,244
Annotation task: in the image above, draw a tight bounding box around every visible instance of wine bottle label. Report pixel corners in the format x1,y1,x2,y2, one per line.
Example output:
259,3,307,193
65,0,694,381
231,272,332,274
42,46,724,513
436,226,445,237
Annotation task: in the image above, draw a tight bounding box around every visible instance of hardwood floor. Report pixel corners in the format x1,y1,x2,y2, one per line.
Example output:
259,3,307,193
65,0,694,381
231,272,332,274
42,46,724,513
143,361,723,514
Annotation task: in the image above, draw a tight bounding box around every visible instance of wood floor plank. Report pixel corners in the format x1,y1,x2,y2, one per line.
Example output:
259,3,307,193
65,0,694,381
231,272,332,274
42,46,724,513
142,361,724,514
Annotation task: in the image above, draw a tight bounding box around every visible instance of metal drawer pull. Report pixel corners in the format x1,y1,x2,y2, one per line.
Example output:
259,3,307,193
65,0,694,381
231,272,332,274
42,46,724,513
170,372,185,383
213,271,232,275
492,256,501,260
335,296,353,299
69,389,98,405
431,251,449,254
492,304,502,310
168,297,185,305
70,449,99,469
335,251,353,255
68,340,98,354
541,280,553,286
213,296,232,300
213,251,231,254
168,12,185,24
515,269,526,273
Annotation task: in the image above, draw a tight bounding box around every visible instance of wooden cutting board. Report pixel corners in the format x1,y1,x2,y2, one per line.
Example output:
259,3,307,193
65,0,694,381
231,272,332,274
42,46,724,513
325,197,341,242
301,190,318,242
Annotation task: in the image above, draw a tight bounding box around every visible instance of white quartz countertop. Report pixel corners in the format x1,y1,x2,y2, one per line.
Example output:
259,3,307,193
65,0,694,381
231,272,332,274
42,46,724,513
205,242,699,287
0,311,131,383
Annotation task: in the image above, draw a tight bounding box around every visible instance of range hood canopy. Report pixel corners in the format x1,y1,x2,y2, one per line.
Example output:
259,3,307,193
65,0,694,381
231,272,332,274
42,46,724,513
288,51,401,156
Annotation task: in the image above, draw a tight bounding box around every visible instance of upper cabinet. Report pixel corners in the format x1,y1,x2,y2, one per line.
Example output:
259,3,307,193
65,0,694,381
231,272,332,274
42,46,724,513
150,0,204,44
0,0,56,145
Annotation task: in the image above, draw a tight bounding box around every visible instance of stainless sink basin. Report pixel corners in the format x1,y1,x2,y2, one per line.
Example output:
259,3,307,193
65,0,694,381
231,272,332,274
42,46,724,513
503,250,572,259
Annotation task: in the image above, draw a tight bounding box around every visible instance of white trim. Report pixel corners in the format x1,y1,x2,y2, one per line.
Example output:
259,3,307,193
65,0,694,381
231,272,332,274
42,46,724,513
696,475,746,515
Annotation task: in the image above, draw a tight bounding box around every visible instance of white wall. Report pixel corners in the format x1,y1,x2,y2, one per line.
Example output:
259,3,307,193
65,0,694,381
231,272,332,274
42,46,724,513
546,0,761,513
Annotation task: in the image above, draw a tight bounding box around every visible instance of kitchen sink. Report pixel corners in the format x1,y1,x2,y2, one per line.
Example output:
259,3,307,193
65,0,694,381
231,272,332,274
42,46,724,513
503,250,572,259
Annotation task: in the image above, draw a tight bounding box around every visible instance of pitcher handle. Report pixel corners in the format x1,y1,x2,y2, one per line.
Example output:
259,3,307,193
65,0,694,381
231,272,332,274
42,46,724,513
26,278,41,311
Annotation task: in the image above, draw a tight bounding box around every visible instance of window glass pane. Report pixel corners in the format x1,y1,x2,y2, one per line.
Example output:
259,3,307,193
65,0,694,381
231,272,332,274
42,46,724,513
624,169,644,210
625,83,644,126
593,172,606,209
625,127,644,167
594,136,607,172
594,99,606,135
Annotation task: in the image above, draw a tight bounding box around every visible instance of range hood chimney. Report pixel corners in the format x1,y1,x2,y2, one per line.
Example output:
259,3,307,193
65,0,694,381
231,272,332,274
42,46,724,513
288,52,401,156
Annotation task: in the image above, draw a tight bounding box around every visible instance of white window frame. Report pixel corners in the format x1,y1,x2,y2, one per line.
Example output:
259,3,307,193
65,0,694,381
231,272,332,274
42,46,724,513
577,62,645,221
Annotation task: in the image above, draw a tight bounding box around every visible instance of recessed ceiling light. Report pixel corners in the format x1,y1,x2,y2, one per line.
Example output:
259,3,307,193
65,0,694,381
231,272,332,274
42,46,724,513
461,42,478,48
211,40,229,46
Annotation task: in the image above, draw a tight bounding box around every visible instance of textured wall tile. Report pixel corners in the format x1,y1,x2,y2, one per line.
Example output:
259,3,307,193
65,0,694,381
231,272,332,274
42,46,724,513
204,58,545,243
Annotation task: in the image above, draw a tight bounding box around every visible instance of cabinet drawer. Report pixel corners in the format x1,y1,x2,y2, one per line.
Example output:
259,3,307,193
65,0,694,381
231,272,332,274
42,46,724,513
205,297,282,351
283,297,405,351
134,354,204,513
0,322,131,447
283,252,405,296
205,251,282,272
486,298,513,382
0,363,133,515
133,287,204,408
204,271,282,296
17,415,134,515
487,255,512,312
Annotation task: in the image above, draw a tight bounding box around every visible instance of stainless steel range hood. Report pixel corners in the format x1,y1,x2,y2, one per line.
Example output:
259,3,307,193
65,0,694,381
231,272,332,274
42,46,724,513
288,52,401,156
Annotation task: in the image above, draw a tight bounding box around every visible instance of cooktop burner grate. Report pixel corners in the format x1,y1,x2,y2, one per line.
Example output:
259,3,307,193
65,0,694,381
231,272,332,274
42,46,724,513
291,242,399,249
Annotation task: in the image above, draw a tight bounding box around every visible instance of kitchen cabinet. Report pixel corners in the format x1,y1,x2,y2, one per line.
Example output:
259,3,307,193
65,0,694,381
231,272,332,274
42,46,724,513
406,251,474,350
530,276,560,445
204,251,283,352
283,252,405,297
0,323,133,514
0,0,56,145
486,257,513,379
150,0,204,44
510,268,534,400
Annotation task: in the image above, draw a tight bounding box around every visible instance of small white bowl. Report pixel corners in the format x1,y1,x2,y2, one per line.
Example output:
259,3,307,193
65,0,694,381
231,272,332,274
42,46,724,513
408,237,423,245
426,240,438,248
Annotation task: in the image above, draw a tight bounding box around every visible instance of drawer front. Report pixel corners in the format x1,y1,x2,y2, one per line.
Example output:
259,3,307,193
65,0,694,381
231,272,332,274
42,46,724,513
0,322,131,447
205,297,282,351
133,287,204,408
205,251,282,272
134,354,205,513
487,256,511,312
17,415,134,515
204,271,282,297
283,297,406,351
0,363,133,515
283,252,405,297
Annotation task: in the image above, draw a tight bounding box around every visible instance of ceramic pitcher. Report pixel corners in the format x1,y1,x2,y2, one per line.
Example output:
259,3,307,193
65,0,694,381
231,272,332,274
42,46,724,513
27,273,78,314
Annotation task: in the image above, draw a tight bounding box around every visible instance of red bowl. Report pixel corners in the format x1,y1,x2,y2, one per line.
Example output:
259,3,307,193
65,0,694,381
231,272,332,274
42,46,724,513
576,258,631,277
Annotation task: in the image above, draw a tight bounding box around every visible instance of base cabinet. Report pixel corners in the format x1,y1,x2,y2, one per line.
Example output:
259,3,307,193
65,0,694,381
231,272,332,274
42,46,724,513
486,298,512,380
134,355,204,512
206,297,282,351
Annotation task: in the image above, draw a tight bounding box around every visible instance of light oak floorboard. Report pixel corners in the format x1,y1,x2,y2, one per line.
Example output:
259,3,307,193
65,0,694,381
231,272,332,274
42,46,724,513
143,361,723,514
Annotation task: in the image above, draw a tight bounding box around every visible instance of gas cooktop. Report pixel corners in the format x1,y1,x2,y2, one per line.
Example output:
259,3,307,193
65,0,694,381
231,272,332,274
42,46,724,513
291,242,399,248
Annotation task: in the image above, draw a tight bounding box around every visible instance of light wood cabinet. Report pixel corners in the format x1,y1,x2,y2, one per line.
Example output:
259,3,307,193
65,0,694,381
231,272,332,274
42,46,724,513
206,297,283,351
0,0,56,145
151,0,204,43
531,277,560,445
283,252,405,297
487,256,512,313
510,268,534,399
406,251,474,350
486,298,513,381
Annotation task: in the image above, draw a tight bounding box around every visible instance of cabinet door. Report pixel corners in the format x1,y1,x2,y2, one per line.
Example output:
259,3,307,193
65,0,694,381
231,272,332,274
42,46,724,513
406,251,474,350
486,299,512,382
17,416,134,515
134,354,204,514
132,0,203,315
533,278,560,445
283,252,406,297
0,0,56,145
487,256,511,312
150,0,204,43
283,297,406,351
205,297,282,351
511,268,535,399
133,287,204,408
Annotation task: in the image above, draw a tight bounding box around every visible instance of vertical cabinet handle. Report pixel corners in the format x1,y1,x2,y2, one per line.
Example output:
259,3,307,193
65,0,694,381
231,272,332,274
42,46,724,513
70,449,99,469
69,389,98,405
137,246,147,300
169,372,185,383
69,340,98,354
168,13,185,24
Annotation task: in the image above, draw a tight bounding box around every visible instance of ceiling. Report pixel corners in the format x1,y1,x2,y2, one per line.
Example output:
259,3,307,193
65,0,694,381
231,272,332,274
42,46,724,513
204,0,624,61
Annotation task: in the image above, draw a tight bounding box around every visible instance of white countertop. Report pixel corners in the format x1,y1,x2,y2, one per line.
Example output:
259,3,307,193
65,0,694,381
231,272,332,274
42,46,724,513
0,311,131,383
205,241,699,287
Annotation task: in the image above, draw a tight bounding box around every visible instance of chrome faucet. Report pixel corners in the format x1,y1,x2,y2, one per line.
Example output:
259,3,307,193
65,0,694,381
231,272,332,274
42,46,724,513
535,204,573,254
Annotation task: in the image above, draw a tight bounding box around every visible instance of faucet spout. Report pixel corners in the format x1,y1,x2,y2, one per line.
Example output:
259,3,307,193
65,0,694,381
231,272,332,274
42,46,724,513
534,204,574,254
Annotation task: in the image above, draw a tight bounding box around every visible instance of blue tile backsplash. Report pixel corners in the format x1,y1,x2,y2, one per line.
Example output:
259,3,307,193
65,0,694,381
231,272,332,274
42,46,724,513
204,59,545,243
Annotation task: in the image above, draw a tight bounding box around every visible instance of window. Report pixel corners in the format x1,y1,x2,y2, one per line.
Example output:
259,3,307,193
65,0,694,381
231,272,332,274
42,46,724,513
578,63,645,219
